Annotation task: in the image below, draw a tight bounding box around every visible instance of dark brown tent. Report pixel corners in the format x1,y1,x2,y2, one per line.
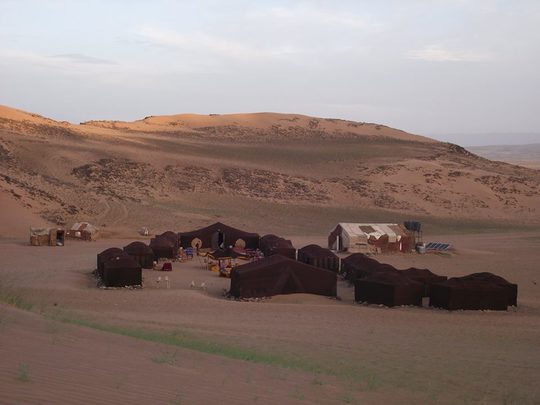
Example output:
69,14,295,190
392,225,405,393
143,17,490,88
430,277,509,311
355,271,424,307
259,234,296,260
297,244,340,273
178,222,260,250
96,248,128,279
102,256,142,287
230,255,337,299
459,272,517,306
123,241,154,269
156,231,180,250
209,247,239,259
398,267,447,295
149,237,176,261
341,253,395,282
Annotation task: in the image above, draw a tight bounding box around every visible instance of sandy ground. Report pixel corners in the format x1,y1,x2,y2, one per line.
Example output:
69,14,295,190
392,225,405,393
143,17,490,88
1,231,540,404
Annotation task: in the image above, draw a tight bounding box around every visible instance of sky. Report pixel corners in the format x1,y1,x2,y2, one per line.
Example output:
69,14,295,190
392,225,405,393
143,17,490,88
0,0,539,145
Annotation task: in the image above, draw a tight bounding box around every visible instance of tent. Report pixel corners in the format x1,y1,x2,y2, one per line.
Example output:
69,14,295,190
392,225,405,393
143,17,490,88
230,255,337,299
123,241,154,269
297,244,339,273
102,256,142,287
430,273,517,310
178,222,260,250
341,253,395,282
259,234,296,259
209,247,240,260
355,271,424,307
66,222,99,241
30,227,65,246
149,237,176,261
430,277,510,310
328,223,413,254
156,231,180,250
398,267,447,295
459,272,517,306
96,247,127,279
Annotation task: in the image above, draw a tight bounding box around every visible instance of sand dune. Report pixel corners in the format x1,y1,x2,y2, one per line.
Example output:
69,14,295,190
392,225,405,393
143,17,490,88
0,104,539,235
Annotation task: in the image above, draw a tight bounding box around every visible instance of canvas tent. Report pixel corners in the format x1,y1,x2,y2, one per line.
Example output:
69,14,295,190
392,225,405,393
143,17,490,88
430,276,510,311
354,271,424,307
328,223,413,254
156,231,180,250
96,248,128,279
123,241,154,269
297,244,339,273
341,253,395,282
178,222,260,250
102,256,142,287
230,255,337,299
29,227,65,246
149,237,176,261
459,272,517,306
398,268,447,295
259,234,296,260
66,222,99,241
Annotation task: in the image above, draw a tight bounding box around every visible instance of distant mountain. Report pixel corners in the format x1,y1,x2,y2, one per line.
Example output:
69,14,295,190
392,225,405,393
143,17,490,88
468,144,540,170
431,133,540,147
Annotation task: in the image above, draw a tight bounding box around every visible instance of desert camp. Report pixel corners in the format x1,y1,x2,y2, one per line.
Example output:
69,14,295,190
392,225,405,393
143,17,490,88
2,2,540,402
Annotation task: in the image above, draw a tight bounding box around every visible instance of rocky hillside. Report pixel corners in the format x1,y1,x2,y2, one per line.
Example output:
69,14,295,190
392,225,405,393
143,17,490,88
0,105,538,234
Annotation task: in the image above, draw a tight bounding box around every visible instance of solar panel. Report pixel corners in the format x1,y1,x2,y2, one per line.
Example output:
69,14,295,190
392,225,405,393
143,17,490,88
425,242,451,251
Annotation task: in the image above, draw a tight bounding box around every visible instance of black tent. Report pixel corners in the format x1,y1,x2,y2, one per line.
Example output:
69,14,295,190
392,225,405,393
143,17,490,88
259,234,296,260
103,256,142,287
297,244,339,273
459,272,517,306
230,255,337,299
178,222,260,250
156,231,180,250
149,237,176,261
96,248,128,279
398,267,447,295
123,241,154,269
355,271,424,307
341,253,395,282
430,277,510,310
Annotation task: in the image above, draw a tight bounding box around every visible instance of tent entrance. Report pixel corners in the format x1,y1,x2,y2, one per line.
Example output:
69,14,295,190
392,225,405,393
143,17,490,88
212,231,225,249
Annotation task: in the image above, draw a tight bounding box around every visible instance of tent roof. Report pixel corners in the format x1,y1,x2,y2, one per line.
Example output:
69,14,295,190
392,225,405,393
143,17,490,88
123,241,153,255
179,222,259,237
70,222,98,233
333,223,408,241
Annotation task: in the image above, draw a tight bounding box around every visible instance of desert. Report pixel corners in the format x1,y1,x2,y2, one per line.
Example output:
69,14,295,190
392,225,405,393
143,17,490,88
1,103,539,404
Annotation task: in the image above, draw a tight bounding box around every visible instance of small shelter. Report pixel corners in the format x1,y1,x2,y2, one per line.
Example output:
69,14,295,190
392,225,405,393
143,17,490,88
398,267,447,295
430,277,510,311
230,255,337,299
355,271,424,307
123,241,154,269
297,244,339,273
178,222,260,250
459,272,517,306
259,234,296,259
96,247,127,279
341,253,395,282
328,223,413,254
29,227,65,246
102,256,142,287
66,222,99,241
149,237,176,261
156,231,180,250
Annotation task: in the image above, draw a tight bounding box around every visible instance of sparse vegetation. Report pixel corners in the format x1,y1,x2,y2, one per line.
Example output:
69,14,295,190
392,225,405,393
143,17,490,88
16,363,30,382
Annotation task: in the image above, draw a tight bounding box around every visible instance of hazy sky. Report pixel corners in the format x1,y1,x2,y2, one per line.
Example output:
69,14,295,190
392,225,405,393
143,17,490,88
1,0,539,145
